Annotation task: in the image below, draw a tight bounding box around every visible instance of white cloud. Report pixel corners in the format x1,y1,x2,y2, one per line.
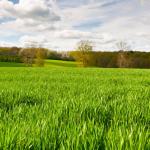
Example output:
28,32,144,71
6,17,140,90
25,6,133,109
0,0,61,33
0,41,17,47
0,0,61,20
0,0,150,51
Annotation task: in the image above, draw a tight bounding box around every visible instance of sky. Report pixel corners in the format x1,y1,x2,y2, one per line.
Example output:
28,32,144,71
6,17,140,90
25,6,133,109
0,0,150,51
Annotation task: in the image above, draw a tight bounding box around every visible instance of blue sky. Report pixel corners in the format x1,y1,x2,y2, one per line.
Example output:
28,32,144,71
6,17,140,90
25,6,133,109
9,0,19,4
0,0,150,51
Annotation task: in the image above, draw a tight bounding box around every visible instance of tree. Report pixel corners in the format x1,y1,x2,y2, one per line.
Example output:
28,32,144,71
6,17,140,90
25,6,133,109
47,50,62,60
19,40,48,67
116,41,131,51
73,40,93,67
116,41,132,68
19,48,36,66
35,48,47,67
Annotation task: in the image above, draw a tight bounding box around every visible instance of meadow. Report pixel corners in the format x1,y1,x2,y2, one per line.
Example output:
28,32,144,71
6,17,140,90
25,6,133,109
0,61,149,149
0,60,77,68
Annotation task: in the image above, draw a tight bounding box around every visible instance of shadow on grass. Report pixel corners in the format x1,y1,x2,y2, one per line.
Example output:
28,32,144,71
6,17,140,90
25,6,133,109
0,62,25,67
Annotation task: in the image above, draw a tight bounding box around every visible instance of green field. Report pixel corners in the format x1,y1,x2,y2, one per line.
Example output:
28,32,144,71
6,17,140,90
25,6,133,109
45,59,77,67
0,62,25,67
0,60,77,68
0,61,150,149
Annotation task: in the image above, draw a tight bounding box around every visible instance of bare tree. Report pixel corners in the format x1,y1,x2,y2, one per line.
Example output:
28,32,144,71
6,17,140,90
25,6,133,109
77,40,93,52
19,48,36,66
75,40,93,67
116,41,131,51
20,40,47,67
116,41,131,68
24,41,42,49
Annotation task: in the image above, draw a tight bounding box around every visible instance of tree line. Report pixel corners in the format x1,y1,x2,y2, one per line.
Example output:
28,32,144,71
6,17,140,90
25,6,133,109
0,40,150,68
0,46,73,66
70,40,150,68
70,50,150,68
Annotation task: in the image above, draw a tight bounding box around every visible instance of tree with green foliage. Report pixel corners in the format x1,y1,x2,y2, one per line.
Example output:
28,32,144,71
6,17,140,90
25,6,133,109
35,48,47,67
0,47,21,62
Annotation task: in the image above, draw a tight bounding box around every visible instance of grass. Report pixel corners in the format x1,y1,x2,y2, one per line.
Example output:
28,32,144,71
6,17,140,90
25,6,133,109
0,62,25,67
0,62,150,149
0,60,78,68
45,59,78,67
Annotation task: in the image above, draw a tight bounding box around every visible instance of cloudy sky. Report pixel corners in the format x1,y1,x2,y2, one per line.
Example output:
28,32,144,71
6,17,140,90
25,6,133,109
0,0,150,51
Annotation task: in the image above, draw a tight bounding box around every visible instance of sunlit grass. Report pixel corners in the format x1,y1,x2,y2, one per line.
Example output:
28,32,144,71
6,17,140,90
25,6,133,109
45,59,78,67
0,67,149,149
0,59,78,68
